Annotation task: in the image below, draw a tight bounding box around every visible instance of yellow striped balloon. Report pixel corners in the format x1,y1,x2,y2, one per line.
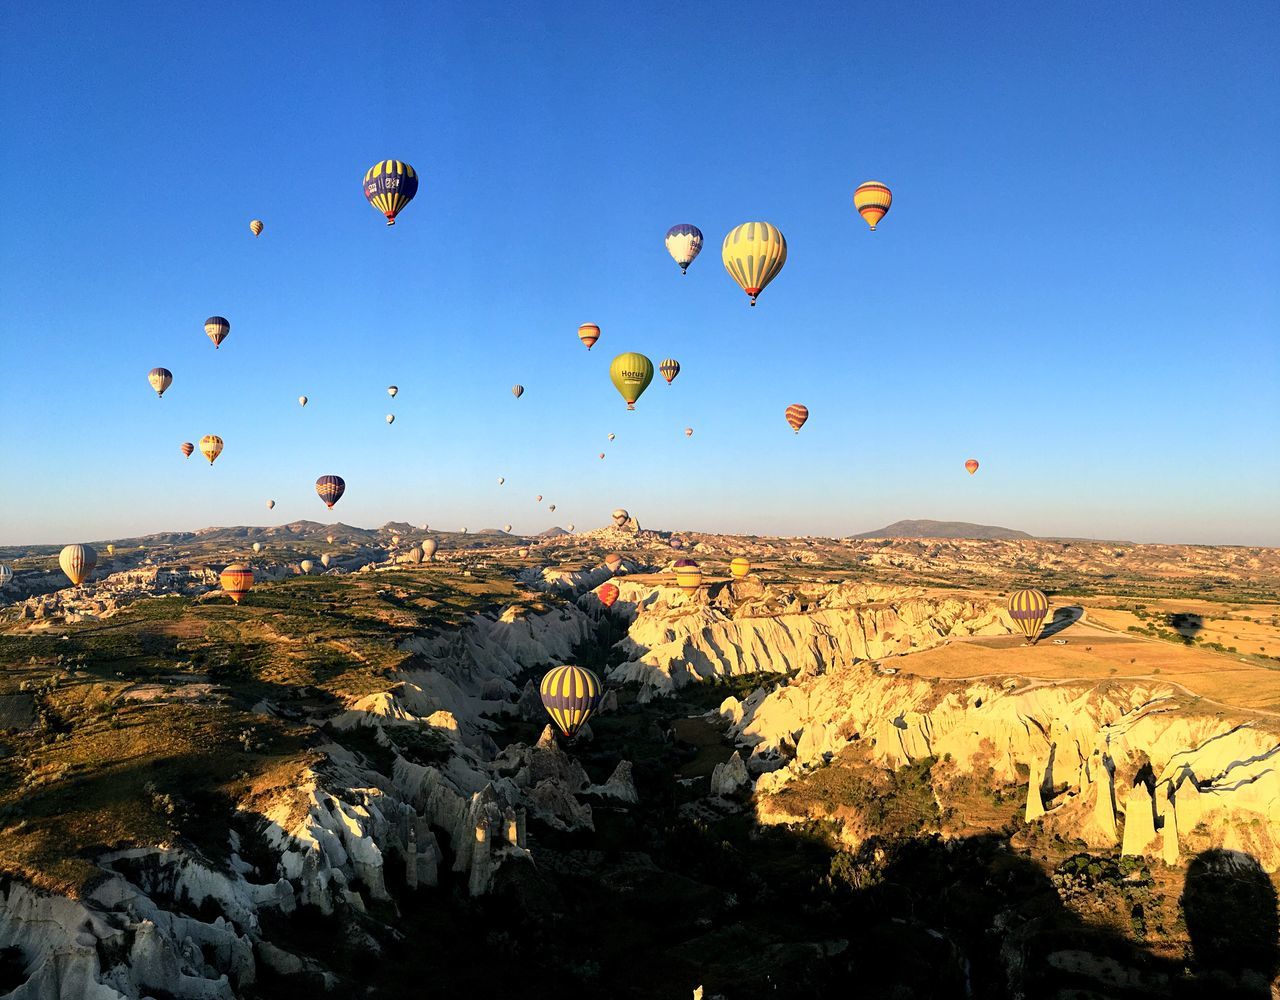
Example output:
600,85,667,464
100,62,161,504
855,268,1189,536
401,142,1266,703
853,181,892,231
363,160,419,225
539,664,604,738
249,219,264,237
785,404,809,433
59,544,97,586
219,563,255,604
675,566,703,595
199,435,224,465
722,222,787,306
578,323,600,350
1008,588,1050,642
730,557,750,579
204,316,230,349
147,367,172,398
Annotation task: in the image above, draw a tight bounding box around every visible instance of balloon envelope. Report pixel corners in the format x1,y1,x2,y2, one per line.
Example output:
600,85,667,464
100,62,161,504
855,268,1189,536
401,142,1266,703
180,442,194,459
148,368,172,398
321,554,331,567
675,567,703,595
299,396,307,406
252,542,262,553
1008,589,1050,642
220,563,254,603
0,564,11,589
659,358,680,385
665,224,703,273
609,353,654,410
200,435,224,464
578,323,600,350
204,316,230,349
722,222,787,305
386,414,395,424
597,583,620,608
604,553,623,572
388,386,398,397
363,160,418,225
965,459,980,475
59,544,96,586
730,557,750,579
300,560,314,574
249,219,264,237
853,181,893,231
785,405,809,434
422,538,438,560
266,500,275,510
539,665,603,739
511,385,524,399
316,475,346,509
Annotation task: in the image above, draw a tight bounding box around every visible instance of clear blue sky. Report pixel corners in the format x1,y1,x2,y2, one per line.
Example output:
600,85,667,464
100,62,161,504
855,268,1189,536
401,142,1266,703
2,2,1277,546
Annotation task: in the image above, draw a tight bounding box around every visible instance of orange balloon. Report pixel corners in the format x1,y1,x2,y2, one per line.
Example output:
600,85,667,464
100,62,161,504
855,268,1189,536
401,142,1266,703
965,459,979,475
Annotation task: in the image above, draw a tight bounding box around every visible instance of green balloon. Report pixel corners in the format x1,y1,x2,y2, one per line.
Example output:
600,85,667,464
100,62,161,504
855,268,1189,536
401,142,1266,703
609,353,654,410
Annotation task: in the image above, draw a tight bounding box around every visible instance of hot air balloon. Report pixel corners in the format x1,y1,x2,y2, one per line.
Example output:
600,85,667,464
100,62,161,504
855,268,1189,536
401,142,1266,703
539,665,603,739
148,368,173,398
422,538,438,561
669,537,684,550
548,504,556,512
59,544,96,586
673,558,696,569
386,414,395,424
0,564,13,589
512,385,524,399
252,542,262,553
611,509,629,526
675,564,703,595
785,405,809,434
609,353,654,410
461,527,469,534
853,181,892,231
722,222,787,305
498,477,505,485
659,358,680,385
363,160,418,225
536,495,543,503
730,557,750,580
597,583,619,609
204,316,230,349
566,523,575,531
407,547,423,564
316,475,345,509
321,554,331,568
965,459,980,475
685,428,693,438
503,524,512,532
180,442,194,459
249,219,264,237
299,396,308,407
200,435,224,464
106,544,116,556
607,433,615,442
388,386,398,397
518,548,530,558
266,500,275,510
1008,589,1050,643
578,323,600,350
219,563,254,603
604,553,623,573
665,224,703,274
599,453,605,460
392,534,401,546
300,560,314,575
326,534,335,544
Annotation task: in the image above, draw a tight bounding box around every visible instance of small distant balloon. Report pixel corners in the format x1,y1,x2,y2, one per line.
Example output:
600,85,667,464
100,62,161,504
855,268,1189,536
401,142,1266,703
965,459,980,475
148,368,173,398
608,433,615,442
504,524,512,532
299,396,308,407
549,504,556,512
853,181,892,231
180,442,194,459
578,323,600,351
326,534,335,544
0,564,11,589
599,453,605,460
252,542,262,553
106,544,116,556
249,219,264,237
204,316,230,349
316,475,346,509
363,159,418,226
674,564,703,595
730,557,750,580
266,500,275,510
604,553,623,573
386,414,395,424
498,477,505,485
406,547,423,564
200,435,224,464
566,523,575,531
785,404,809,434
665,224,703,274
59,544,97,587
659,358,680,385
597,583,619,609
220,563,254,603
300,560,314,575
518,548,530,558
685,427,693,438
321,554,331,568
535,495,543,502
422,538,438,560
512,385,524,399
388,386,398,397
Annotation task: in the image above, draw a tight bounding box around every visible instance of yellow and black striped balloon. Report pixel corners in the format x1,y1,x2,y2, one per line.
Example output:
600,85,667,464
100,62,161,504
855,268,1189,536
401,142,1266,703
219,563,255,604
204,316,230,349
1008,588,1050,642
722,222,787,306
539,665,603,738
853,181,893,231
363,160,419,226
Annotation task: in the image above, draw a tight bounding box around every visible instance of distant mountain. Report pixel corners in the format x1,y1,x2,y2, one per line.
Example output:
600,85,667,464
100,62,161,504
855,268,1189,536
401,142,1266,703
852,519,1034,541
538,526,569,537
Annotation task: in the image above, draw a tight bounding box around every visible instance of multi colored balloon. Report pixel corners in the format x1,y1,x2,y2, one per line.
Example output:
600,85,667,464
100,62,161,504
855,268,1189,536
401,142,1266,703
200,435,224,464
785,405,809,434
363,160,418,226
204,316,230,349
219,563,254,603
316,475,346,509
853,181,892,231
722,222,787,306
659,358,680,385
539,665,604,739
578,323,600,350
148,368,172,398
665,224,703,274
